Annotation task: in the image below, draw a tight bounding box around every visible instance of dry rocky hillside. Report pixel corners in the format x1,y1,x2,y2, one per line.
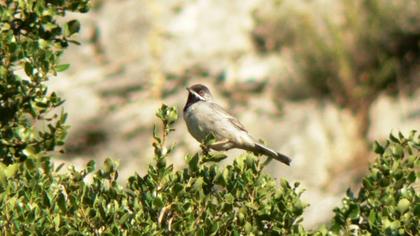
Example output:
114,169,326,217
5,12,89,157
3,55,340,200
48,0,419,228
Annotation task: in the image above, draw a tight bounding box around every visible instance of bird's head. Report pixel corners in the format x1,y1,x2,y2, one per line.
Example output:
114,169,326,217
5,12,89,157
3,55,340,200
186,84,213,101
184,84,213,111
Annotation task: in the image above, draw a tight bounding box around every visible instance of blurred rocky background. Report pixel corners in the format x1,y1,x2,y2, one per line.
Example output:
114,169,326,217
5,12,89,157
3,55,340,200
48,0,419,229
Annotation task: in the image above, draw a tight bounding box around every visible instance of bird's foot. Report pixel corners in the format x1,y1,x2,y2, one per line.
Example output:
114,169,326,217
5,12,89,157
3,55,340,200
200,143,211,156
208,139,233,150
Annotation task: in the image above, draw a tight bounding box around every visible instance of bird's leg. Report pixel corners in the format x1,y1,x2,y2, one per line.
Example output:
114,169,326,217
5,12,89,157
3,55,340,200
200,143,210,155
200,139,232,156
201,133,219,155
209,139,233,151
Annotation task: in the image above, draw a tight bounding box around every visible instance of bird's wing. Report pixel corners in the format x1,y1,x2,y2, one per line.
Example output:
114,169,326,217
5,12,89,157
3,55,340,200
209,102,247,132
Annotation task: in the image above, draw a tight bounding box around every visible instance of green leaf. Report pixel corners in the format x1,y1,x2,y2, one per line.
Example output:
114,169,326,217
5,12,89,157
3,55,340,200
414,204,420,217
397,198,410,213
38,38,49,49
57,192,67,212
210,222,219,235
86,160,96,173
54,215,61,231
407,171,416,183
373,141,384,154
224,193,234,204
222,168,229,183
368,210,376,226
348,204,360,220
24,62,33,76
56,64,70,72
119,213,130,224
389,133,399,143
391,144,404,159
398,132,404,140
4,163,19,178
22,146,35,158
244,221,252,233
167,107,178,124
0,166,7,186
104,158,119,173
202,152,228,163
64,20,81,37
188,154,199,171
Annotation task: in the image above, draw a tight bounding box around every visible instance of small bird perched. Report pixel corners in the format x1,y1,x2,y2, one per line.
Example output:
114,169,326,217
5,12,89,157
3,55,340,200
183,84,292,166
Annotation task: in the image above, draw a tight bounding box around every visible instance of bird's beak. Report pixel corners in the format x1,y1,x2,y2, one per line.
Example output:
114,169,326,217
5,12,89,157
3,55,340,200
186,87,205,101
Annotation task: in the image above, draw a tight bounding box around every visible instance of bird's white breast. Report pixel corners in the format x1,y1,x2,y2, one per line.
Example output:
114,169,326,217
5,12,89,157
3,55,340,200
183,101,208,142
183,101,254,147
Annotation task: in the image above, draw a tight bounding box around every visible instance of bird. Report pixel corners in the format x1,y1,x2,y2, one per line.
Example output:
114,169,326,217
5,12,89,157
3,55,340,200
183,84,291,166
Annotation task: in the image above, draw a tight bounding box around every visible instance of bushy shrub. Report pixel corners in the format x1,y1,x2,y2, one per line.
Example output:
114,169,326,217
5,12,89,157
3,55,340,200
1,104,418,235
0,0,89,165
323,131,419,235
0,105,308,235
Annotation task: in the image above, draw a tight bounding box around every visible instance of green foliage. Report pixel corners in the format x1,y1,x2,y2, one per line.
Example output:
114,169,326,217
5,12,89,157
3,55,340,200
0,105,308,235
0,104,418,235
0,0,89,165
319,131,419,235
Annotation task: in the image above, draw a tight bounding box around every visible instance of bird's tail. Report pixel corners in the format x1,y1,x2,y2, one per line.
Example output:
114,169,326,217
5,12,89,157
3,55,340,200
253,143,292,166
